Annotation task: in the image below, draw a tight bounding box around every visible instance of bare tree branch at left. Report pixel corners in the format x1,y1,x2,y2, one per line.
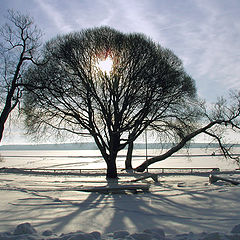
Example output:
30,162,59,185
0,10,42,142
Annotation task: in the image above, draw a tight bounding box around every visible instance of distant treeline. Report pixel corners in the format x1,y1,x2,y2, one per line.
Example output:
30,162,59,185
1,142,240,151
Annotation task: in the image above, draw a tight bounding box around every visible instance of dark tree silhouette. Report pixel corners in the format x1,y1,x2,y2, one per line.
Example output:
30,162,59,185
23,27,196,178
0,10,42,142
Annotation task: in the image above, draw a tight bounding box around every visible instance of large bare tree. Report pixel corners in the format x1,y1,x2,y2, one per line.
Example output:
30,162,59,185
0,10,42,142
23,27,197,178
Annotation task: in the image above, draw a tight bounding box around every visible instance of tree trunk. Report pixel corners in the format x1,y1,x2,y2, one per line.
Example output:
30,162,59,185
0,95,19,142
0,93,16,142
91,133,119,179
0,121,5,142
106,158,118,178
105,132,121,178
0,55,23,143
125,141,133,169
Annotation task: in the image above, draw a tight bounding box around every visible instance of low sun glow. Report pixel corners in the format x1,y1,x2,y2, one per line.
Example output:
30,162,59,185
96,57,113,74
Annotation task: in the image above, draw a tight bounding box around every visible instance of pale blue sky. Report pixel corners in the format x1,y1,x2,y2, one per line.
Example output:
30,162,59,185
1,0,240,102
1,0,240,144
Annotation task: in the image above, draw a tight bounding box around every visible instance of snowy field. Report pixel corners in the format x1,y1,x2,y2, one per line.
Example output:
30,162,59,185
0,147,240,239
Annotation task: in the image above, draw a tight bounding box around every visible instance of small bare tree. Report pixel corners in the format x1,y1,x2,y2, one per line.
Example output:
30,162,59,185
135,91,240,172
0,10,42,142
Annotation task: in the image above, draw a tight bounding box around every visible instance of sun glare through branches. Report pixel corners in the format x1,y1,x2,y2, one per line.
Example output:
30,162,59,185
96,57,113,75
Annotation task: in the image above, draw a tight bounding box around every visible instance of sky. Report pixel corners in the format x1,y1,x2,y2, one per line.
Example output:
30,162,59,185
1,0,240,144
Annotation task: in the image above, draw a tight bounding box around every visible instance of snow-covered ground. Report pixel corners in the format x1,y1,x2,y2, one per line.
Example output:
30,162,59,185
0,145,240,239
0,168,240,239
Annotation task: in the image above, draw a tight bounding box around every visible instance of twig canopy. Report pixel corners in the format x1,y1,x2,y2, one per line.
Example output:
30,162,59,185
23,27,196,178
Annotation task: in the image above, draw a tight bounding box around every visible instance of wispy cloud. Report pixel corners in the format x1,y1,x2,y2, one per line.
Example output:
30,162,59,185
133,0,240,101
4,0,238,102
183,0,240,99
34,0,73,34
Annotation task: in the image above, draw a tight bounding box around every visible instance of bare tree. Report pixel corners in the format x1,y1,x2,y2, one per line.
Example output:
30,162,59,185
23,27,197,178
0,10,42,142
135,91,240,172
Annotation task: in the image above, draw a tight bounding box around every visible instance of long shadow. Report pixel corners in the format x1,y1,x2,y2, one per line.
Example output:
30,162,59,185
49,192,108,232
48,179,237,234
102,178,240,234
145,181,240,233
2,175,240,235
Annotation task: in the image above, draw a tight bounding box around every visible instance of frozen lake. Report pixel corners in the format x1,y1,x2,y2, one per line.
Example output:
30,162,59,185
1,145,239,170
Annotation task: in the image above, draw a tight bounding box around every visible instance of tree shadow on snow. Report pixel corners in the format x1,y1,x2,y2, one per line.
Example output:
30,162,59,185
2,176,240,235
42,178,240,234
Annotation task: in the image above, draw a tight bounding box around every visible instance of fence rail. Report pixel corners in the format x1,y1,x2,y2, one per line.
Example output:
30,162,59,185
146,167,220,174
0,167,221,175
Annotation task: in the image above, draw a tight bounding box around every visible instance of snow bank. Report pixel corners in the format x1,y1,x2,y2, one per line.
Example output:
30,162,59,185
0,222,240,240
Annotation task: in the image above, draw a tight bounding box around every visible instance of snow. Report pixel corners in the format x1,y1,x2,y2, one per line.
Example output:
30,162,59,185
1,223,240,240
0,169,240,240
1,146,240,240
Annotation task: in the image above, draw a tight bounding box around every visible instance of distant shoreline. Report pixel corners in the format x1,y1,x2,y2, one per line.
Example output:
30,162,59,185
1,142,240,151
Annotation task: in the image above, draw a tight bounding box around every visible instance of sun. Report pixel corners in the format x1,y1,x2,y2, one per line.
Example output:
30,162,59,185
96,57,113,74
